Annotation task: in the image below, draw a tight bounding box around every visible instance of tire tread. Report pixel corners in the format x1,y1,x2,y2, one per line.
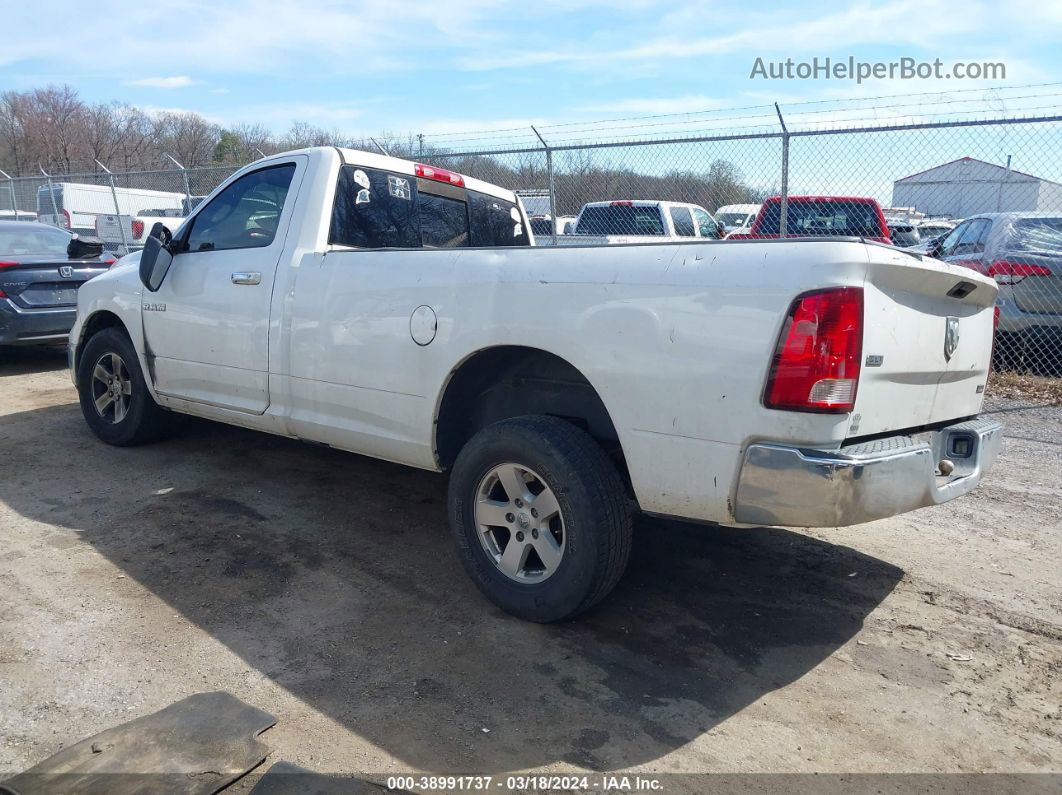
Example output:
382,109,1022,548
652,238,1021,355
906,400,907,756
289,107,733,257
449,414,632,620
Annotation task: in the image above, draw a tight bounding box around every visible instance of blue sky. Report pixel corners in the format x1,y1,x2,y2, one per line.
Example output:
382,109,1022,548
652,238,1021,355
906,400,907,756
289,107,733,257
3,0,1061,143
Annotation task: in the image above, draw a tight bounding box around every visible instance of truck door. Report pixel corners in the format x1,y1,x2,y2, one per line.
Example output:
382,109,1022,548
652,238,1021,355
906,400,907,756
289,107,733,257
142,157,305,414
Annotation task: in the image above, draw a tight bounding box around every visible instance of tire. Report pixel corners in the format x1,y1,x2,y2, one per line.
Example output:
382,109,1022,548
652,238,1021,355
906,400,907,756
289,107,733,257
448,415,632,622
77,327,170,446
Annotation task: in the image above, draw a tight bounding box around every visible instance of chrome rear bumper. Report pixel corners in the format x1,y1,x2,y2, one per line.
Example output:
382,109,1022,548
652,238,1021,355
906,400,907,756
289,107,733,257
733,417,1003,527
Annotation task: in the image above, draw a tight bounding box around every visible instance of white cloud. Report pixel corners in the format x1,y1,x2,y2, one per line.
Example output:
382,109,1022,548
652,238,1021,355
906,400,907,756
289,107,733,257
140,105,224,124
126,75,198,88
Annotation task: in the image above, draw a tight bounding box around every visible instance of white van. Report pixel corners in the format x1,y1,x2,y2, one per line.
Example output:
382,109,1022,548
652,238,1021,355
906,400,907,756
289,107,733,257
37,183,185,238
715,203,761,234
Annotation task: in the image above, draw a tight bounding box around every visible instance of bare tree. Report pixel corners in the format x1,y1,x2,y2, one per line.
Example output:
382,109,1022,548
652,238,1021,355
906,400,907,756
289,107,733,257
154,111,220,168
0,91,30,175
30,85,88,172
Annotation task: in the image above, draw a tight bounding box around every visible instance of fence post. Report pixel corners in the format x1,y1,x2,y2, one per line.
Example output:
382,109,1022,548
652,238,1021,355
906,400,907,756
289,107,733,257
369,137,391,157
39,165,61,229
0,168,17,219
96,160,129,254
164,154,193,215
775,103,789,239
995,154,1012,211
531,125,558,246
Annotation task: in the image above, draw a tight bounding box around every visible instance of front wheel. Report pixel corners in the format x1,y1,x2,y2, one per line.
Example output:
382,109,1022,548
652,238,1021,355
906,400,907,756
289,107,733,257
77,327,170,446
447,415,632,622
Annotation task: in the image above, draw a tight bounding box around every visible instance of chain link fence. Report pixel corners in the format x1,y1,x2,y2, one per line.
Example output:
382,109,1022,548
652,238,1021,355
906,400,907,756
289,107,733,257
429,112,1062,376
3,111,1060,374
0,165,235,254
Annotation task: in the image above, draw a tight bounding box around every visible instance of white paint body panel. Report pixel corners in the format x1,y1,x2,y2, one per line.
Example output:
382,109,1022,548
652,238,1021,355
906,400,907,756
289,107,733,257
71,147,999,526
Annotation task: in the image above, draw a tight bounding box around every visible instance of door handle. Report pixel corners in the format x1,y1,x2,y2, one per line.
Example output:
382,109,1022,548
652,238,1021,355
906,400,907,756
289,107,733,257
231,272,262,285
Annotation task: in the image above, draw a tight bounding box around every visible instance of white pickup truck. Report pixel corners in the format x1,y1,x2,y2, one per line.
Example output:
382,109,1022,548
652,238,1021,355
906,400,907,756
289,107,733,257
69,147,1003,622
95,209,186,254
539,200,724,246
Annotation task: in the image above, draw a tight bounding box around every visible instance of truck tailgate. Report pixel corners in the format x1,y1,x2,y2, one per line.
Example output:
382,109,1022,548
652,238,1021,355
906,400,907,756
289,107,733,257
851,246,997,438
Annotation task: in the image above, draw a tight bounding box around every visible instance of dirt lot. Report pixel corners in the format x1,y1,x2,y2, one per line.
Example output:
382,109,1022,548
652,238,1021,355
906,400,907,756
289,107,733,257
1,346,1060,787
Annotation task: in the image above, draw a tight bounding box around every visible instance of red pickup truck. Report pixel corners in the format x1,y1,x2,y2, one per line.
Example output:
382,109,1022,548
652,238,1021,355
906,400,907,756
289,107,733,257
728,196,892,245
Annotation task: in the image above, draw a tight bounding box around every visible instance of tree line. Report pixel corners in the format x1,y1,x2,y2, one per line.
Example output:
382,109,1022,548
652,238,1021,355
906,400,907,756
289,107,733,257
1,84,767,214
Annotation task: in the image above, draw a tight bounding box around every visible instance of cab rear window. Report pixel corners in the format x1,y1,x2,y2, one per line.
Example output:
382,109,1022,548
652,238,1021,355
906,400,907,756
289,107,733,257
329,165,528,249
575,205,664,236
757,200,883,237
329,166,418,248
419,192,469,248
469,192,528,247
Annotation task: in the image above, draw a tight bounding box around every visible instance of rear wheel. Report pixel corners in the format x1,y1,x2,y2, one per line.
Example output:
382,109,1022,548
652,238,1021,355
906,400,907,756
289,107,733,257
77,328,169,446
448,415,632,622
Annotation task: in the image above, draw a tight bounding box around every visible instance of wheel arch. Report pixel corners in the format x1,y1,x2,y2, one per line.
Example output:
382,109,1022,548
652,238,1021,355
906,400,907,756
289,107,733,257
73,310,131,382
433,345,630,487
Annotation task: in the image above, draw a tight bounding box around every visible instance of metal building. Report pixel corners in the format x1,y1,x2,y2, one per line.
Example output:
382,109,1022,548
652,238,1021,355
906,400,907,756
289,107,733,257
891,157,1062,218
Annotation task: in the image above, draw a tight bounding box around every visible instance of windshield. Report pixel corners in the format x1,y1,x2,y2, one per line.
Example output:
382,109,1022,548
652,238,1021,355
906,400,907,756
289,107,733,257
0,224,70,256
575,205,664,236
1010,217,1062,253
756,201,882,237
718,212,751,227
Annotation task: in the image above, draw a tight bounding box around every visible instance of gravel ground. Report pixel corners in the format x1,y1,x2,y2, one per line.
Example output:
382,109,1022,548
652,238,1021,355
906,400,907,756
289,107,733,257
0,346,1059,787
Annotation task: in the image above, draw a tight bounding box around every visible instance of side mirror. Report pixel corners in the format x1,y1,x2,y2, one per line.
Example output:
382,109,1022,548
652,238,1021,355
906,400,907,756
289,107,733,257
139,223,175,292
925,238,944,259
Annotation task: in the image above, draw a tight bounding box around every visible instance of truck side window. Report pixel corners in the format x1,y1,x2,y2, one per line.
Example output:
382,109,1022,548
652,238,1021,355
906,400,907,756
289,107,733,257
669,206,696,237
419,192,469,249
692,208,720,239
329,166,419,248
185,164,295,252
954,219,988,255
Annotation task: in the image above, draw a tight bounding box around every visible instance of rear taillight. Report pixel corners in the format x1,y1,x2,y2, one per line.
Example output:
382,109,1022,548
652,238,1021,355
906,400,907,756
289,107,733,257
765,287,864,413
103,257,117,267
62,209,71,229
414,163,464,188
0,261,19,269
987,261,1051,284
131,220,145,239
610,200,634,206
0,288,6,298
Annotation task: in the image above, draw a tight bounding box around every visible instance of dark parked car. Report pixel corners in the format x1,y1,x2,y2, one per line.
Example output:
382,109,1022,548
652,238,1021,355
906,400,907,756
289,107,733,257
927,212,1062,371
0,222,114,347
